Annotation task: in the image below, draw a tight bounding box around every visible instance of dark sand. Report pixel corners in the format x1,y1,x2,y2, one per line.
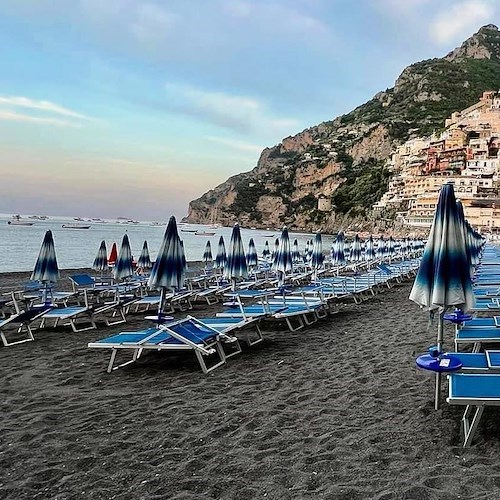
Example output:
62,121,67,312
1,270,500,499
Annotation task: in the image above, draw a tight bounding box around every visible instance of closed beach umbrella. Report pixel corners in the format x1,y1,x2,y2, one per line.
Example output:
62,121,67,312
332,232,346,266
247,238,258,268
114,234,134,281
149,216,185,290
365,235,375,261
224,223,248,288
262,240,270,260
350,234,362,262
271,238,280,266
215,236,227,269
148,216,185,321
203,240,213,271
32,230,59,303
272,226,293,287
137,240,152,271
311,233,324,269
409,183,474,409
376,236,385,260
456,200,473,277
108,242,118,267
387,236,395,259
303,240,310,263
292,239,302,264
32,230,59,284
93,240,108,272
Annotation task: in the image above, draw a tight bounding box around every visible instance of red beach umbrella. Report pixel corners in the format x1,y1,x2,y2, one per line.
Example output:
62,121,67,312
108,242,118,266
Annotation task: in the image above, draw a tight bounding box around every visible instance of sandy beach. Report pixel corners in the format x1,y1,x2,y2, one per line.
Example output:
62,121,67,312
1,271,500,499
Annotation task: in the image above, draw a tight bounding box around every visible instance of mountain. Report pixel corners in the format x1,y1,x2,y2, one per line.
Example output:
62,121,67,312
184,25,500,231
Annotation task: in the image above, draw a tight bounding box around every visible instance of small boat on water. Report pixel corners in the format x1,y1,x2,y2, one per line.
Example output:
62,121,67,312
62,223,91,229
7,215,33,226
195,231,216,236
181,229,198,233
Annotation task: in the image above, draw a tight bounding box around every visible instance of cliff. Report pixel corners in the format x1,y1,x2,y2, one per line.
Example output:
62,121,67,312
184,25,500,231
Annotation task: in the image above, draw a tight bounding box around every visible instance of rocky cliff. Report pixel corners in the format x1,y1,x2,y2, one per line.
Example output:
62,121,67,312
184,25,500,231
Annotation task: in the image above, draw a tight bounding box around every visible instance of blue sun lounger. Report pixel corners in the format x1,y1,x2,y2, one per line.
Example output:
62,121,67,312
88,317,241,374
447,372,500,446
455,326,500,352
0,304,53,346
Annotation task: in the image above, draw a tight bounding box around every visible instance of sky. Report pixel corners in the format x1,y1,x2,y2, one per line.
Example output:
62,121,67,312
0,0,498,220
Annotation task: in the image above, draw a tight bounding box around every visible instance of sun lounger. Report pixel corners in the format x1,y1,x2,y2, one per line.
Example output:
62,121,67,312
38,291,96,332
0,304,53,346
447,373,500,446
455,326,500,352
88,317,241,374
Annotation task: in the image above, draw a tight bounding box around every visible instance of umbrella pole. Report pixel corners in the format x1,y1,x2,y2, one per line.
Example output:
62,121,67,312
158,287,166,323
434,311,445,410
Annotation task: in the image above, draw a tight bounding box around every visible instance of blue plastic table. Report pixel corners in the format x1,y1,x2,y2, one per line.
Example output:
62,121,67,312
415,354,463,372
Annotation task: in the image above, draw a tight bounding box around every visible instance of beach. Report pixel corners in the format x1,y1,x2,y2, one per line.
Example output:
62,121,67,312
1,272,500,499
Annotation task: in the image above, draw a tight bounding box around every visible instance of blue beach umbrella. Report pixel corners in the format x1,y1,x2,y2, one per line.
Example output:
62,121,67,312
32,230,59,303
149,216,186,320
137,240,152,272
292,239,302,264
271,238,280,266
215,236,227,270
247,238,258,268
272,226,293,287
332,232,346,266
203,240,213,271
262,240,271,261
114,234,134,281
387,236,395,261
365,235,375,261
376,236,385,260
350,234,362,262
311,233,324,273
93,240,108,273
409,183,474,408
224,223,248,288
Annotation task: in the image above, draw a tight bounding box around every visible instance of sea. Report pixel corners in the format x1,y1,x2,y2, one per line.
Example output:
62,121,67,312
0,214,335,273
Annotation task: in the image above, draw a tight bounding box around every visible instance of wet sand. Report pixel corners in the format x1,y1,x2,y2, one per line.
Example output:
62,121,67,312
1,271,500,499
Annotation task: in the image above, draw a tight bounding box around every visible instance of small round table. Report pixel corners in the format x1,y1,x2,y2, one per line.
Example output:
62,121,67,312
443,311,473,324
415,354,463,372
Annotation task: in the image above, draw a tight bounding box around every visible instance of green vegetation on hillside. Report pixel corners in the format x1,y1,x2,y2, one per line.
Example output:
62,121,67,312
332,157,392,216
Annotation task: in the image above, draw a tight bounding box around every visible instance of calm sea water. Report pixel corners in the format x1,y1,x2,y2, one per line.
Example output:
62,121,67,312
0,214,333,273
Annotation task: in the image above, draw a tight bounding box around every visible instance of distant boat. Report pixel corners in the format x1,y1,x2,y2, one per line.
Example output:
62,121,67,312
7,215,33,226
181,229,198,233
62,223,91,229
195,231,216,236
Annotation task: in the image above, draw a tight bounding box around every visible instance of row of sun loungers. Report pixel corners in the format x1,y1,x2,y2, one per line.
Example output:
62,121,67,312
439,244,500,446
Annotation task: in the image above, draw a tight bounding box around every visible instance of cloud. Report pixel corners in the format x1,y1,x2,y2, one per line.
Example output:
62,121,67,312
205,136,264,154
0,95,95,121
165,83,300,137
0,110,79,127
429,1,495,45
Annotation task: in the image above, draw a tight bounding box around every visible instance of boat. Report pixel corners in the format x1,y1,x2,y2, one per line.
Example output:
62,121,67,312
195,231,216,236
62,223,91,229
181,229,198,233
7,215,33,226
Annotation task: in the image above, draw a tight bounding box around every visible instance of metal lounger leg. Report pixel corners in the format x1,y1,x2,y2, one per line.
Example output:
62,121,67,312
107,348,142,373
246,324,264,346
195,342,226,374
285,315,304,332
223,338,242,359
462,405,485,447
